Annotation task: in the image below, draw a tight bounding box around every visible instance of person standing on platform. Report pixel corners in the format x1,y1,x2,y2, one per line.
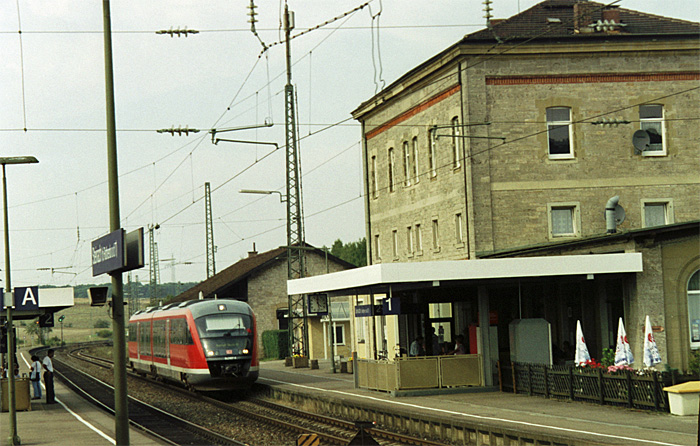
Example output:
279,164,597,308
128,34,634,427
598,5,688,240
409,336,425,357
42,349,55,404
447,335,466,355
30,355,42,400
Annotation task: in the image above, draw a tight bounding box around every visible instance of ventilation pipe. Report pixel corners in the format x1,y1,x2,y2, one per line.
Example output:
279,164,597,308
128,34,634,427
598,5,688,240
606,195,620,234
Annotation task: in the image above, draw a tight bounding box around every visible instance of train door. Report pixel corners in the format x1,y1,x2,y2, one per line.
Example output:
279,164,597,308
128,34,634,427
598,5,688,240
166,319,171,366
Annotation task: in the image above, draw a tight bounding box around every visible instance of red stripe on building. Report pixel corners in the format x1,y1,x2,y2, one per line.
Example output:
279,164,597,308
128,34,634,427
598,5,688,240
486,72,700,85
365,84,461,140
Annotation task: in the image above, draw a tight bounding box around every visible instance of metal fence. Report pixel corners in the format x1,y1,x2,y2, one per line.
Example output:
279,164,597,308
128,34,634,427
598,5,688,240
498,361,675,412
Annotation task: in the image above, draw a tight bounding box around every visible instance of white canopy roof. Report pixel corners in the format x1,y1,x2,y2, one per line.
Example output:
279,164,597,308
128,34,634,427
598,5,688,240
287,253,643,296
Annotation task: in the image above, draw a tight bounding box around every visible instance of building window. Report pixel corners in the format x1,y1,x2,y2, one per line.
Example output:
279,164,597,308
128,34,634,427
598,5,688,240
392,229,398,259
688,270,700,349
370,155,378,199
415,223,423,253
331,324,345,345
428,127,437,178
451,116,461,168
406,226,414,255
374,234,381,261
412,136,419,183
403,141,411,187
455,213,464,244
640,104,666,156
642,200,673,227
432,218,440,250
548,203,580,238
388,147,395,192
546,107,573,159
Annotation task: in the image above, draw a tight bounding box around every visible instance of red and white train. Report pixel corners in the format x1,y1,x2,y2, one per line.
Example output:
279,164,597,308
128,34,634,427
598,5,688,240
128,298,258,389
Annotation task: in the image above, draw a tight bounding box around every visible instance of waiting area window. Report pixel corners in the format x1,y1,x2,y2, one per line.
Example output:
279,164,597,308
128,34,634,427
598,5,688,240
546,107,573,159
640,104,666,156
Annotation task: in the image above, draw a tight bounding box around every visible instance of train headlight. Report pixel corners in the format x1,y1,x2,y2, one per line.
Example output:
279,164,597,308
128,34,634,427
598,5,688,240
207,350,215,357
242,348,249,355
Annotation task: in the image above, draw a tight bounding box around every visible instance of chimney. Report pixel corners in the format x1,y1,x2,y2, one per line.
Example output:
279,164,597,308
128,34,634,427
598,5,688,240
573,2,595,33
602,7,620,24
248,242,258,258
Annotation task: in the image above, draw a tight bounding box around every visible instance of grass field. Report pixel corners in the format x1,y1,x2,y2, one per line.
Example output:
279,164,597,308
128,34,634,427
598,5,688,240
16,296,137,347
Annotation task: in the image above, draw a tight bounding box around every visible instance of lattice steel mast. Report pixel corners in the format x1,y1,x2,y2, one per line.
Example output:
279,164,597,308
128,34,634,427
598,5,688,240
148,225,161,305
205,182,216,278
283,4,307,357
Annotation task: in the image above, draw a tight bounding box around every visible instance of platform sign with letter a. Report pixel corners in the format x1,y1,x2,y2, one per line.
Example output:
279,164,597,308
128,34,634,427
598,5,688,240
14,286,39,311
296,434,319,446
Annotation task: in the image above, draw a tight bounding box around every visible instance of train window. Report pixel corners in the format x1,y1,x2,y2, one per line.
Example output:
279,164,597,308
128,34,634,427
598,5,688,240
168,318,194,345
139,322,151,356
195,313,252,339
127,323,136,342
153,320,167,358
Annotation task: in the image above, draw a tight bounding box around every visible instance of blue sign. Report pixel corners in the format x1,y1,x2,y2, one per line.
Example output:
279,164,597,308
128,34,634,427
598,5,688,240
14,286,39,311
92,229,125,276
355,304,374,318
382,297,401,315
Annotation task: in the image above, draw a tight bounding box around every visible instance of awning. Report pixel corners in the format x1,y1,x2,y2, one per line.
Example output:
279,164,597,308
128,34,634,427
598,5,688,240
287,253,643,296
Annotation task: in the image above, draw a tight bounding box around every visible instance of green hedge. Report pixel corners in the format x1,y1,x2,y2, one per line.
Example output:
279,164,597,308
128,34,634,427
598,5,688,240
261,330,288,359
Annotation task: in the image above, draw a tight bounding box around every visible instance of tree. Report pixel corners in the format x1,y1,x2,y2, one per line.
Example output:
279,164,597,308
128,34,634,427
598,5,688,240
25,319,51,345
327,238,367,267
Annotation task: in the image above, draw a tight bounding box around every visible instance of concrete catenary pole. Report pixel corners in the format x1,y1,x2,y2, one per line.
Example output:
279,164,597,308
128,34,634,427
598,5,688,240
101,1,129,443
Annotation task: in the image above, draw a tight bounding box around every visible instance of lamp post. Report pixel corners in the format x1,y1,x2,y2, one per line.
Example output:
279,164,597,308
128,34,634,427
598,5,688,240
1,155,39,446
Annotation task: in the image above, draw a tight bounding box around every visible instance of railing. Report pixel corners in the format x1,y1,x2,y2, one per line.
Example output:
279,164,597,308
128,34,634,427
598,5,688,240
357,354,482,392
499,361,674,412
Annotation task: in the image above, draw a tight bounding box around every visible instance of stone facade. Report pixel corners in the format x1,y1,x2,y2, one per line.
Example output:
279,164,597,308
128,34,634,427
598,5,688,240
354,7,700,263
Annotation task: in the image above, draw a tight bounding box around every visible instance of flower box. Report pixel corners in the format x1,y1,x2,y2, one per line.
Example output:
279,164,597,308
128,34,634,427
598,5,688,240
292,356,309,368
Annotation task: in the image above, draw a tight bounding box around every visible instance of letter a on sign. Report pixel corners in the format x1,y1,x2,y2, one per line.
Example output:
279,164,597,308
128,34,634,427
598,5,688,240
22,287,37,306
15,286,39,311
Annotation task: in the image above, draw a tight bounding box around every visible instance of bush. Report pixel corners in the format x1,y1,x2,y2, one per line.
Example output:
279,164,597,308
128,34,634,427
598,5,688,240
601,348,615,367
96,330,112,339
688,350,700,376
262,330,288,360
94,320,110,329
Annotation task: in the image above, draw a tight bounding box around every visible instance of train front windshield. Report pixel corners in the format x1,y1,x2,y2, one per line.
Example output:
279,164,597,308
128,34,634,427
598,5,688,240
195,313,254,358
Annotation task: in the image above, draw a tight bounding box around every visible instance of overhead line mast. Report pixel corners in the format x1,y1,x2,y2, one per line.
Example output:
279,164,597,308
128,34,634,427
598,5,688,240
282,3,308,358
205,182,216,278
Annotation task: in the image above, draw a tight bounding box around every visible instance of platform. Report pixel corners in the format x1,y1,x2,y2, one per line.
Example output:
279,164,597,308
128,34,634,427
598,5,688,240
1,349,167,446
258,358,699,446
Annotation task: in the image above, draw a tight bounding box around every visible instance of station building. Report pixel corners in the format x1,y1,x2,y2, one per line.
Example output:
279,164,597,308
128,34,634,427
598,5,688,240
290,0,700,387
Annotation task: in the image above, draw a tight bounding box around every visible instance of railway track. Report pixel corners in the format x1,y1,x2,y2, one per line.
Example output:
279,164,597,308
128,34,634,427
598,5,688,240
47,345,246,446
65,344,449,446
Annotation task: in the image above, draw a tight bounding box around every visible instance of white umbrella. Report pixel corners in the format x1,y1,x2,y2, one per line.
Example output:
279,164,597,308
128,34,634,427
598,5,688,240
643,315,662,367
575,320,590,365
614,317,634,366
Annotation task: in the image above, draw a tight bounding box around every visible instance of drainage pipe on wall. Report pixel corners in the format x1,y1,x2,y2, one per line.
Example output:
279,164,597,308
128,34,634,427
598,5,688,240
606,195,620,234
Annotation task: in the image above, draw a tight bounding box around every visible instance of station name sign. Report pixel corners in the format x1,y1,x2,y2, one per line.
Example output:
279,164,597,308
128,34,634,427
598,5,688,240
92,229,124,276
92,228,144,276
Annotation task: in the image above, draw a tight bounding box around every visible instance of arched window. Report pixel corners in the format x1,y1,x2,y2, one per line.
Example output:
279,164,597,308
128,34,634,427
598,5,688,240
688,270,700,349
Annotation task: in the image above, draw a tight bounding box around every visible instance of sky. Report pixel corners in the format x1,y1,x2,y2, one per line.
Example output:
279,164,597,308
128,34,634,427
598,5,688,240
0,0,697,289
